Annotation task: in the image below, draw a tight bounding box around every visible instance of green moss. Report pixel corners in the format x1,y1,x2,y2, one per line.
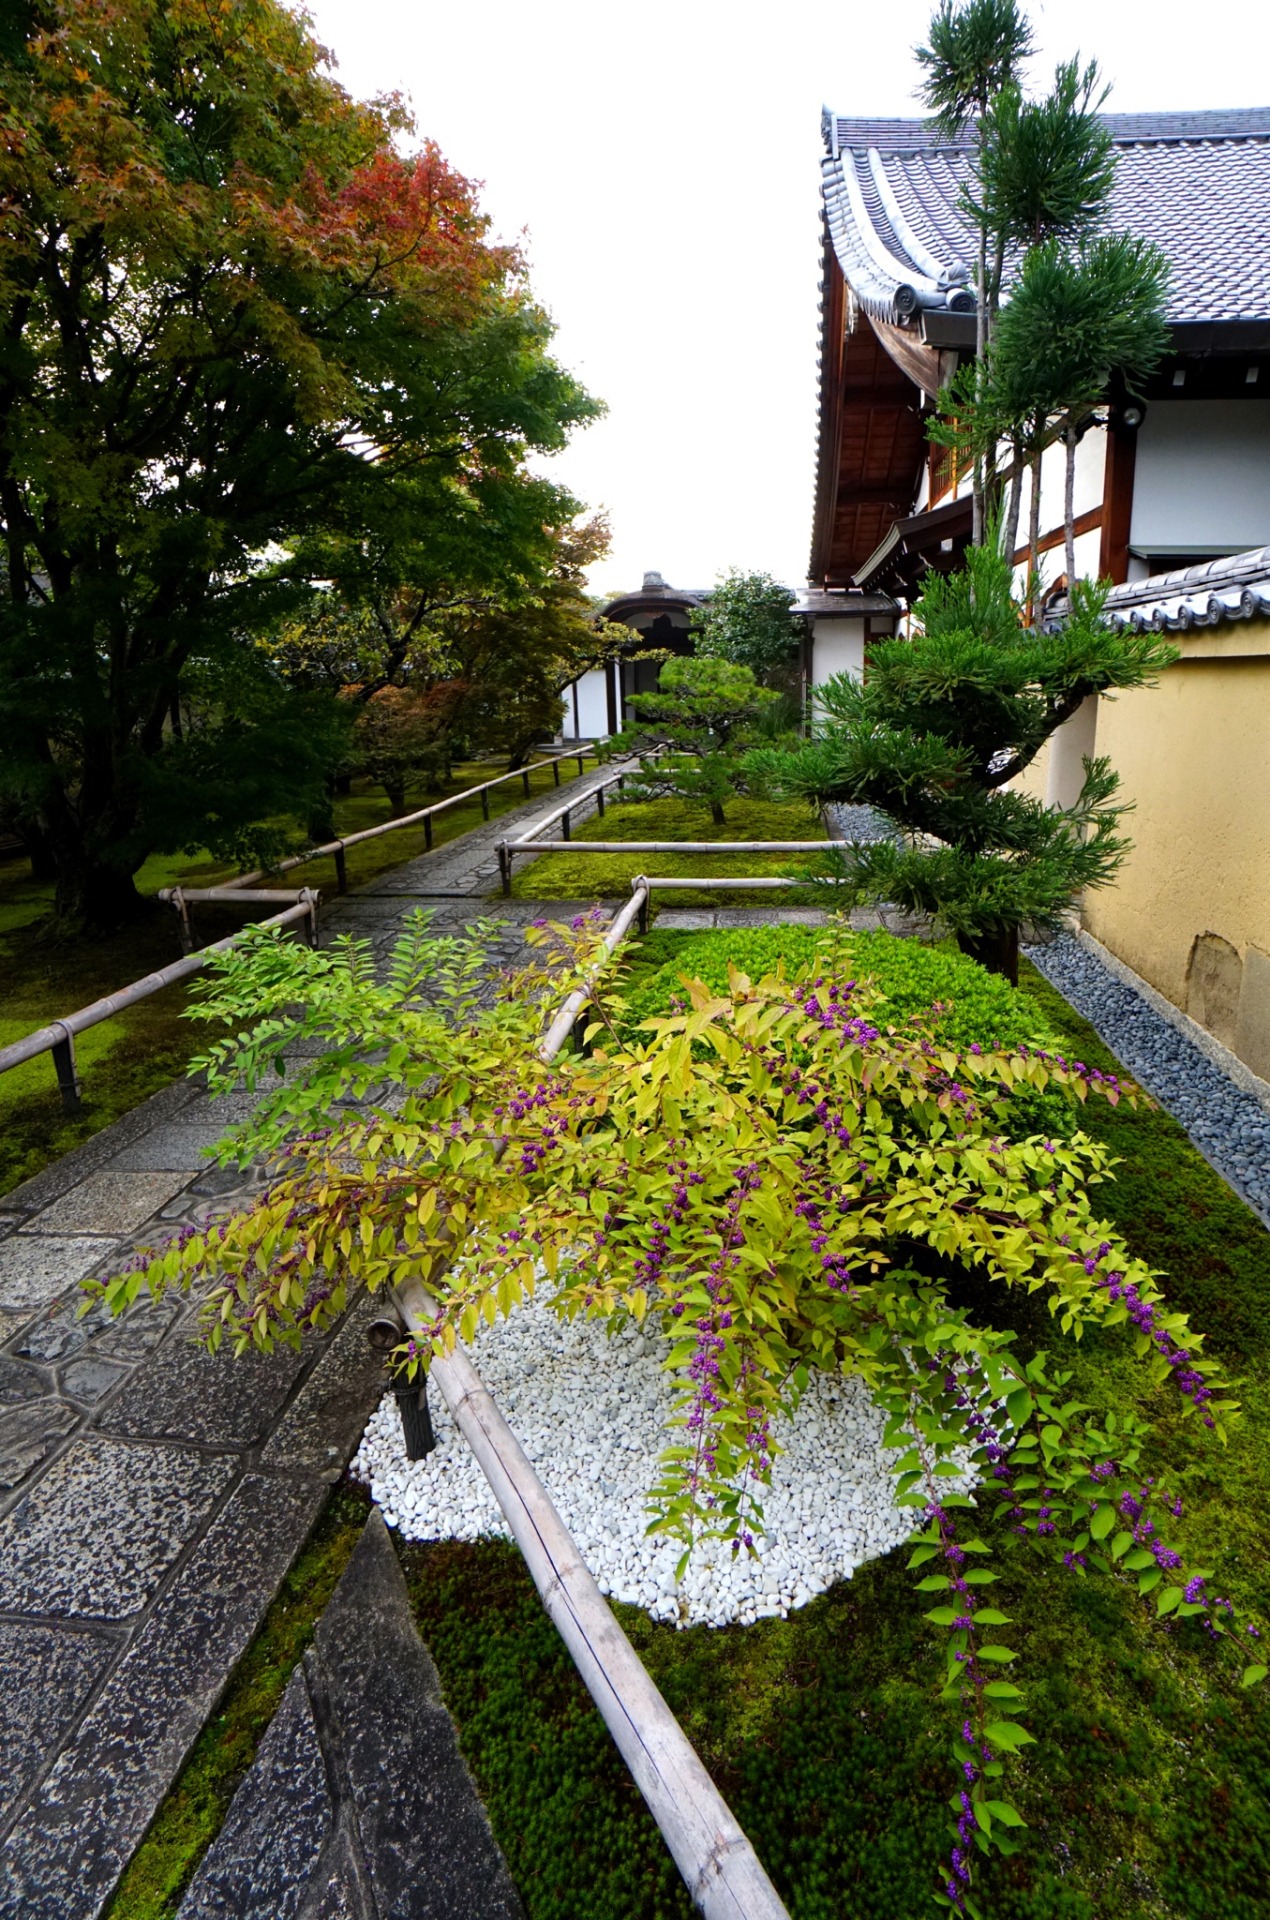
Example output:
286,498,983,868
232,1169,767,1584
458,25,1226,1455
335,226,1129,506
509,796,825,903
621,924,1062,1052
103,1481,371,1920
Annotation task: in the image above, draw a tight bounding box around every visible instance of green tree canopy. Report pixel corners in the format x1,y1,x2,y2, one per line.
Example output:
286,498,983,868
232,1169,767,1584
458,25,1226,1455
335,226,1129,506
749,543,1177,978
0,0,596,923
690,571,803,684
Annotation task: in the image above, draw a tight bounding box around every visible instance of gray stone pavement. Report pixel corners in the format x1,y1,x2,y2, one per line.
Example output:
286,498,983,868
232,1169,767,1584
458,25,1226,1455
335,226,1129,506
0,765,615,1920
175,1512,523,1920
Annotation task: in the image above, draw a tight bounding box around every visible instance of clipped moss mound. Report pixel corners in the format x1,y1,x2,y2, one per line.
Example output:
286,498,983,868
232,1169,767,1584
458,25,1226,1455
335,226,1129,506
622,923,1063,1054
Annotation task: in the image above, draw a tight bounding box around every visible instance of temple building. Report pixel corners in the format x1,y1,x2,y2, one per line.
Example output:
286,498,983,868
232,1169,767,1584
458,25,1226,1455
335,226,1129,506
810,103,1270,1077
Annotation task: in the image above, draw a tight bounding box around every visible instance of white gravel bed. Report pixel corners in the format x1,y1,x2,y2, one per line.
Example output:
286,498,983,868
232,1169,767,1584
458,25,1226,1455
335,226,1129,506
352,1299,955,1628
1026,933,1270,1225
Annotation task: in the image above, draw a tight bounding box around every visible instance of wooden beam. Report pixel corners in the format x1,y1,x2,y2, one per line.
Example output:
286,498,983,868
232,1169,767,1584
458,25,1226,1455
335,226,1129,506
1012,505,1104,566
1100,424,1137,584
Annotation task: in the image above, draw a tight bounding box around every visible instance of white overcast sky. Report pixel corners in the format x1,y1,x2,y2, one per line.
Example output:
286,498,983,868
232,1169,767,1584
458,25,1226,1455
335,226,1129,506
307,0,1265,598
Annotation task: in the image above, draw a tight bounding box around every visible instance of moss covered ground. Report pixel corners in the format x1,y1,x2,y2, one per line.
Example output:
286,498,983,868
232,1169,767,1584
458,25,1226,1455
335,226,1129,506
0,755,592,1195
508,794,825,905
108,931,1270,1920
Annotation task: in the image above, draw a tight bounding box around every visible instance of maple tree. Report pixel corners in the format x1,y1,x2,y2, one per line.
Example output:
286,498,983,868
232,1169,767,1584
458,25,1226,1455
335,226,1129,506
0,0,596,924
268,515,628,769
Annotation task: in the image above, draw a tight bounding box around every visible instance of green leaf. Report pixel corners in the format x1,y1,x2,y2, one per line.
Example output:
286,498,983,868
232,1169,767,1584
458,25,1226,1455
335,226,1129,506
983,1681,1024,1698
985,1721,1036,1751
976,1645,1018,1663
972,1609,1012,1626
1241,1665,1267,1688
1089,1504,1116,1541
1137,1567,1163,1594
1110,1529,1133,1561
962,1569,999,1585
984,1800,1027,1828
1157,1586,1184,1617
925,1607,961,1626
1006,1388,1033,1428
916,1576,951,1592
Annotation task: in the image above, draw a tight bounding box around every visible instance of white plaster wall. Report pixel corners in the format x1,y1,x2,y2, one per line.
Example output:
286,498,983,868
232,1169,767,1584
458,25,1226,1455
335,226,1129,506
810,617,866,697
1014,425,1106,553
1131,400,1270,553
561,668,609,740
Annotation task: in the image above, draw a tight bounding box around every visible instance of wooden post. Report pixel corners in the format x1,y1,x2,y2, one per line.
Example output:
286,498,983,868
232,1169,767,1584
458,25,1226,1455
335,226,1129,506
562,808,571,842
333,845,347,894
497,843,512,896
424,816,434,851
577,753,585,776
552,760,561,786
482,788,491,821
522,769,531,798
596,787,605,818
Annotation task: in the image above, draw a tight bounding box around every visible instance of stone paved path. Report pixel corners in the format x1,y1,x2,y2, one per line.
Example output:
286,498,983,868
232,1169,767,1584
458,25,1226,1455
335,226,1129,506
174,1512,523,1920
0,764,617,1920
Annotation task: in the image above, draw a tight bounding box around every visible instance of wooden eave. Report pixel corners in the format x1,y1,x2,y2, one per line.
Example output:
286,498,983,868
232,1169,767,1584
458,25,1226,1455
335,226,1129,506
810,269,928,588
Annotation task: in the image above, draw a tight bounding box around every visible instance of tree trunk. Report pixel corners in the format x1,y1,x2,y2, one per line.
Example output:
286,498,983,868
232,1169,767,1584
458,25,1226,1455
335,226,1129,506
1026,439,1044,625
51,848,145,929
381,778,408,818
710,799,727,827
1063,425,1078,593
971,220,988,547
17,818,58,882
956,923,1019,985
1001,443,1024,573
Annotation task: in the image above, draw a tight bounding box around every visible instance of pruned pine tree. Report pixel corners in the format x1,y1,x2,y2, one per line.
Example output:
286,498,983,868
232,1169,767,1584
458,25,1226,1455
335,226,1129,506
748,544,1177,981
915,0,1036,539
615,658,778,828
932,234,1169,593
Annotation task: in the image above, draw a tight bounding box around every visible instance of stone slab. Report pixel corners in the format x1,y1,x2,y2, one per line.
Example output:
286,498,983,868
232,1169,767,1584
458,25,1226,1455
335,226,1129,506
0,1622,116,1831
0,1236,120,1313
0,1358,49,1407
294,1825,375,1920
59,1354,131,1406
259,1296,387,1476
27,1171,192,1238
0,1401,78,1497
0,1471,327,1920
0,1436,235,1620
100,1330,310,1449
107,1125,230,1173
312,1512,523,1920
176,1666,332,1920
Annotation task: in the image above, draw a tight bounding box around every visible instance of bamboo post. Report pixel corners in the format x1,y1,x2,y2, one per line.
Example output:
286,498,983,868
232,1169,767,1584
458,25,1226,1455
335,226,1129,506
394,1280,789,1920
50,1024,81,1113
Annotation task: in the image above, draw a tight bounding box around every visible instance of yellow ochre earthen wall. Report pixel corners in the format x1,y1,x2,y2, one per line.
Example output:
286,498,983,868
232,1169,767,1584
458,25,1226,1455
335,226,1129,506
1030,616,1270,1079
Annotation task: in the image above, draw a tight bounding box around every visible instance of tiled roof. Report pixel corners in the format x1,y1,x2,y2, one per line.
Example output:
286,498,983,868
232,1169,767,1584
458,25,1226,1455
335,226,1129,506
821,108,1270,327
1087,546,1270,631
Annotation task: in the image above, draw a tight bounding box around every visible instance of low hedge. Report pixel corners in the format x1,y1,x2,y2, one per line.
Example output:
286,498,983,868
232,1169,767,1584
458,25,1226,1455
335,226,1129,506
622,924,1063,1054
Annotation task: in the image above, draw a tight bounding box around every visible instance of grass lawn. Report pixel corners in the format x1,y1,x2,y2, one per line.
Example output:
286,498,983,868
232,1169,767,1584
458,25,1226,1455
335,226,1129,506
109,926,1270,1920
0,754,593,1196
507,794,827,905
